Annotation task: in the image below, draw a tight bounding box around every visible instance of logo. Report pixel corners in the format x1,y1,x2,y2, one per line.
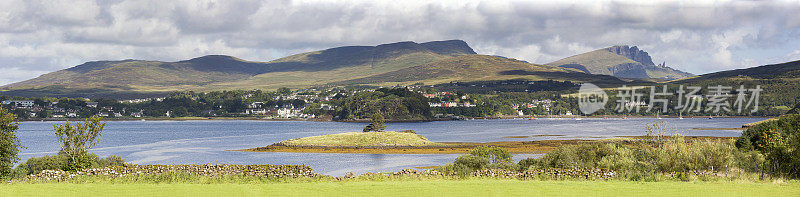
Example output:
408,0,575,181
578,83,608,115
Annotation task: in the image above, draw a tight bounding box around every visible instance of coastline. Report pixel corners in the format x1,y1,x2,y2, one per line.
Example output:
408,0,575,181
17,115,774,122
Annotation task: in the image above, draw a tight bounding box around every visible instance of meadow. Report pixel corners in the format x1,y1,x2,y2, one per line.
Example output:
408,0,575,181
3,179,799,197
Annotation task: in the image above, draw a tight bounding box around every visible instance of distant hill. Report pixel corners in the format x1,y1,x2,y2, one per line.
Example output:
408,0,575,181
333,54,624,86
547,45,694,80
1,40,626,98
0,40,483,98
678,59,800,81
671,60,800,115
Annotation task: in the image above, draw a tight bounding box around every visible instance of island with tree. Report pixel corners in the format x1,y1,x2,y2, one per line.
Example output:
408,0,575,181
239,111,583,154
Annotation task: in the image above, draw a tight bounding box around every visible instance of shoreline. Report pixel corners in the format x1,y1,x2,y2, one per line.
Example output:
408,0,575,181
235,136,736,154
17,115,773,122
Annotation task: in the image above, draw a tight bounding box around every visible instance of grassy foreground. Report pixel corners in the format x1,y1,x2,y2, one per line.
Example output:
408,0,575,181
3,179,799,197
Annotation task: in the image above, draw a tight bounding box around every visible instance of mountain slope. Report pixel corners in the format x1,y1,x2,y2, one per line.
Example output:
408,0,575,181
678,59,800,81
333,55,625,86
547,45,694,80
0,40,477,97
1,39,631,99
670,60,800,115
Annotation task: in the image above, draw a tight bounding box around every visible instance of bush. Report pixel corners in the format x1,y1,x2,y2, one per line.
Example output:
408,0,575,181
734,150,766,172
17,154,126,175
652,139,735,172
63,153,99,171
469,146,512,164
534,143,633,170
736,114,800,177
517,158,537,171
97,155,126,167
525,138,746,178
439,147,513,174
17,154,68,175
453,155,489,171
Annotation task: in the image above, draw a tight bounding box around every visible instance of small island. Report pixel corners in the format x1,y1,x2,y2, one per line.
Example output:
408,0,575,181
277,131,446,147
238,113,584,154
237,130,593,154
238,113,736,154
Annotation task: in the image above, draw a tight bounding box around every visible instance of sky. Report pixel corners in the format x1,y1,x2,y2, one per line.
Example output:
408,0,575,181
1,0,800,86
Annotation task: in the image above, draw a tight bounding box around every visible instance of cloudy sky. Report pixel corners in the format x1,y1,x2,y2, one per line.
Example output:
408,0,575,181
1,0,800,85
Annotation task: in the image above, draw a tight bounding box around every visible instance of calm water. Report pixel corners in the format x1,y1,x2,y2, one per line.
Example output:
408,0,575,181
16,118,762,176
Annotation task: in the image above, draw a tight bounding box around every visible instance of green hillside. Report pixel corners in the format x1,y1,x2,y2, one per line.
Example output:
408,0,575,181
547,45,694,80
678,60,800,81
1,40,632,98
334,55,625,86
671,60,800,115
0,40,479,98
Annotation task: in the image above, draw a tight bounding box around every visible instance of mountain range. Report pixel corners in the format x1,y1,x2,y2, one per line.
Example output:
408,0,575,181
6,40,795,100
0,40,631,98
547,45,694,80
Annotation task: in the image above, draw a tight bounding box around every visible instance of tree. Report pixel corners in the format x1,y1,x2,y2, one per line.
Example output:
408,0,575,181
54,115,105,171
0,107,23,177
277,87,292,95
367,112,386,132
172,106,189,117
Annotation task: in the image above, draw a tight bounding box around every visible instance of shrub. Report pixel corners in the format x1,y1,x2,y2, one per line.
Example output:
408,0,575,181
534,143,631,170
97,155,126,167
652,139,735,172
17,154,68,175
0,107,23,178
525,137,743,179
440,147,513,174
469,146,512,164
517,158,537,171
64,153,99,171
453,155,489,171
734,150,766,172
17,154,126,175
736,114,800,177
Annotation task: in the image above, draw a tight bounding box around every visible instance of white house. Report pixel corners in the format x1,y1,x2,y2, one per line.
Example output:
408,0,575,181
246,108,268,115
277,108,294,118
319,103,335,111
1,100,34,108
428,102,442,107
249,102,264,109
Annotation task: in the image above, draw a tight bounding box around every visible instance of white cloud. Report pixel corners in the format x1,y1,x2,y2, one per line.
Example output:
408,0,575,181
35,0,104,26
787,50,800,61
1,0,800,85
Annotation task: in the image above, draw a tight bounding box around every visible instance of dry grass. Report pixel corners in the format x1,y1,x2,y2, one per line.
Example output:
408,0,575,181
279,131,446,147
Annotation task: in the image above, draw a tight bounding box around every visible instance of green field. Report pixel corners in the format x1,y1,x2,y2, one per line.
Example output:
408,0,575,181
3,180,799,197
